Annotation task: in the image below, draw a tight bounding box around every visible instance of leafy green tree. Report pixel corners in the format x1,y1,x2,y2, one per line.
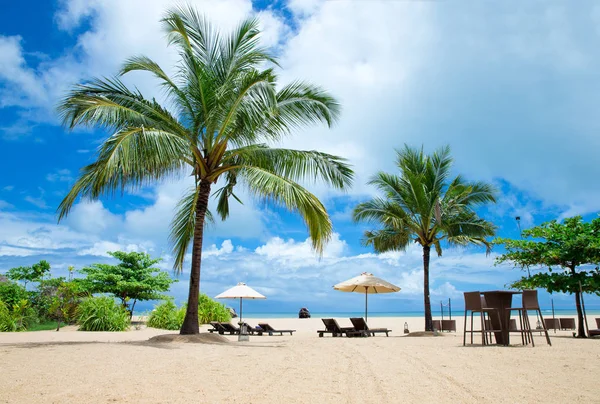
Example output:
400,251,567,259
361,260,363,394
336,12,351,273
495,216,600,338
78,251,175,317
49,281,87,331
7,260,51,288
353,145,497,331
56,7,352,334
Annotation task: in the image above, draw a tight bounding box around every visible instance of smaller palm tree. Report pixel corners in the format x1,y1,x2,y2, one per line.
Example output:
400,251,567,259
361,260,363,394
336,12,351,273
353,145,497,331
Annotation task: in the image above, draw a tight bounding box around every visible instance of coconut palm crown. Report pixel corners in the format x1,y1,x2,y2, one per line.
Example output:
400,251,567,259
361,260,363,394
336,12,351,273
56,7,353,334
353,145,496,331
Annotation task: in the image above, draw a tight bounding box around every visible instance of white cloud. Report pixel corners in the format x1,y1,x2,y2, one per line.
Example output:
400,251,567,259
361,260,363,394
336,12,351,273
46,168,73,182
24,196,48,209
66,201,121,236
2,186,14,192
203,240,234,257
255,232,347,264
0,35,49,108
0,200,14,210
77,241,142,257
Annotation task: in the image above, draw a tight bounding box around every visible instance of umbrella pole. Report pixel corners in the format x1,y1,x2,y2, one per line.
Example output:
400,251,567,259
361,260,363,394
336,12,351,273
365,288,368,322
240,298,243,323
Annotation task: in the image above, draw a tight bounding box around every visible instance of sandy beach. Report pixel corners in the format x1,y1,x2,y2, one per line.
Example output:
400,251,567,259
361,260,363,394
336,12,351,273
1,316,598,404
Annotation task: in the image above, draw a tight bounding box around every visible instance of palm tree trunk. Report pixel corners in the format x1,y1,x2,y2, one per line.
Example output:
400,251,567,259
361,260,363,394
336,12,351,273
574,290,586,338
180,179,212,335
423,245,433,332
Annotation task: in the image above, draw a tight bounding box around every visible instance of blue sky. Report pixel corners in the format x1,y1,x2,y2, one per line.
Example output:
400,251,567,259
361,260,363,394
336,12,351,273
1,0,599,314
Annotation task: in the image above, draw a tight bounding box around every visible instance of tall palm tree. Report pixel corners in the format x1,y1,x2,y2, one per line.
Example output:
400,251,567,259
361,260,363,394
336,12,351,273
56,7,353,334
353,145,496,331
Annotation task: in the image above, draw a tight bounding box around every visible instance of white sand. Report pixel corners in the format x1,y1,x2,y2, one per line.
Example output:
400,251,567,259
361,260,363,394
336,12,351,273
1,316,598,403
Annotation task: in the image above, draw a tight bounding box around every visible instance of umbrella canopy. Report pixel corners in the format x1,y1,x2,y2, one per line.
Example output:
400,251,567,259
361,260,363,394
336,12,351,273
334,272,400,321
215,282,266,322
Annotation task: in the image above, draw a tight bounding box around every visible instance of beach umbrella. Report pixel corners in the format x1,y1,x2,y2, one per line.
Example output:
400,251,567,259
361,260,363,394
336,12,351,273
333,272,400,322
215,282,266,322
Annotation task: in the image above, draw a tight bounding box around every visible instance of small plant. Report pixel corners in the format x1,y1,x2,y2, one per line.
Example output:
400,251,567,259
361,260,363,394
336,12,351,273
147,300,185,330
146,294,230,330
76,297,130,332
198,294,231,324
0,299,37,332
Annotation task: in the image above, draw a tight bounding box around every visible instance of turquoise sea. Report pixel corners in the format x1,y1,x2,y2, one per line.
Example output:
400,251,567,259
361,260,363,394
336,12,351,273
241,309,600,319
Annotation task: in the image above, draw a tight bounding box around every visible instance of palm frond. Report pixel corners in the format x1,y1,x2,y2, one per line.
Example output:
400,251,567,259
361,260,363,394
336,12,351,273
224,145,353,189
362,228,412,252
169,186,214,272
57,127,190,221
240,166,332,254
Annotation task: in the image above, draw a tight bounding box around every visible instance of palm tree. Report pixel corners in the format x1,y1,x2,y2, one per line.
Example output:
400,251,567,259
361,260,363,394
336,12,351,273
352,145,496,331
56,7,353,334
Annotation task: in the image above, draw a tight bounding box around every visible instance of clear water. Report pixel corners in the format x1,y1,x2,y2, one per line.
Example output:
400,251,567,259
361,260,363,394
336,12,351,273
241,309,600,319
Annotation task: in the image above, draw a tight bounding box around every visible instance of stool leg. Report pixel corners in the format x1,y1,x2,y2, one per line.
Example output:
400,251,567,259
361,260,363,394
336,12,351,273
480,312,486,345
470,312,474,345
463,310,467,346
537,309,552,346
518,310,525,345
524,309,535,347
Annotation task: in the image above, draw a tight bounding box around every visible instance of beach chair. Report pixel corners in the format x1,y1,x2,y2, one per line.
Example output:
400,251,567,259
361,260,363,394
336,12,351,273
431,320,442,331
441,320,456,332
544,318,560,331
241,322,262,335
257,323,295,336
220,322,240,334
208,322,229,334
596,318,600,329
349,317,391,337
317,318,360,337
559,318,575,330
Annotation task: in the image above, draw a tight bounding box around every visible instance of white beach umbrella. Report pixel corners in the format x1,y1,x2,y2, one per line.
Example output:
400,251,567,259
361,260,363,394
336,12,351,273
334,272,400,321
215,282,266,322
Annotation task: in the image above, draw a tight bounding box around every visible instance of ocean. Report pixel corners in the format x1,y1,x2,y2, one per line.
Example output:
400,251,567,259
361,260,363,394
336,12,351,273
240,309,600,319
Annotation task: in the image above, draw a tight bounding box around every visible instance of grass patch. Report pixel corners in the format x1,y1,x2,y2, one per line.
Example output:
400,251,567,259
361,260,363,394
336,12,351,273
27,321,65,331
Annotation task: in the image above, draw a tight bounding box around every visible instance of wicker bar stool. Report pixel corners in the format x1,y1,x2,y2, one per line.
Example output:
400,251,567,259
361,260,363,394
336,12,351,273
463,292,504,346
507,289,551,347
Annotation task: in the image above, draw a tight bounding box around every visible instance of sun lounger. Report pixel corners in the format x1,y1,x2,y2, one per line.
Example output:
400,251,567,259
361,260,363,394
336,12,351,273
590,329,600,337
350,317,391,337
544,318,560,331
431,320,441,331
208,322,240,335
559,318,575,330
317,318,361,337
595,318,600,329
442,319,456,332
257,323,295,336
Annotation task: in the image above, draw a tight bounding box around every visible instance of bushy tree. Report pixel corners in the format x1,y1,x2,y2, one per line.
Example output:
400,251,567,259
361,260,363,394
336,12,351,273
7,260,51,288
49,281,88,331
79,251,176,317
0,280,28,308
495,216,600,338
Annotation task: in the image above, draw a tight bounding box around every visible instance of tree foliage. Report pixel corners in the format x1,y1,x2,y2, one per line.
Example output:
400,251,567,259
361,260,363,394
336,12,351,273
353,145,496,331
495,216,600,337
78,251,176,316
6,260,51,288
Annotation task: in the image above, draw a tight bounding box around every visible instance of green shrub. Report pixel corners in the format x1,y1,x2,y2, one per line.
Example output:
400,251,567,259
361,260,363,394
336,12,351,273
0,299,37,332
147,299,185,330
146,294,231,330
0,281,28,308
76,297,130,331
198,294,231,324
